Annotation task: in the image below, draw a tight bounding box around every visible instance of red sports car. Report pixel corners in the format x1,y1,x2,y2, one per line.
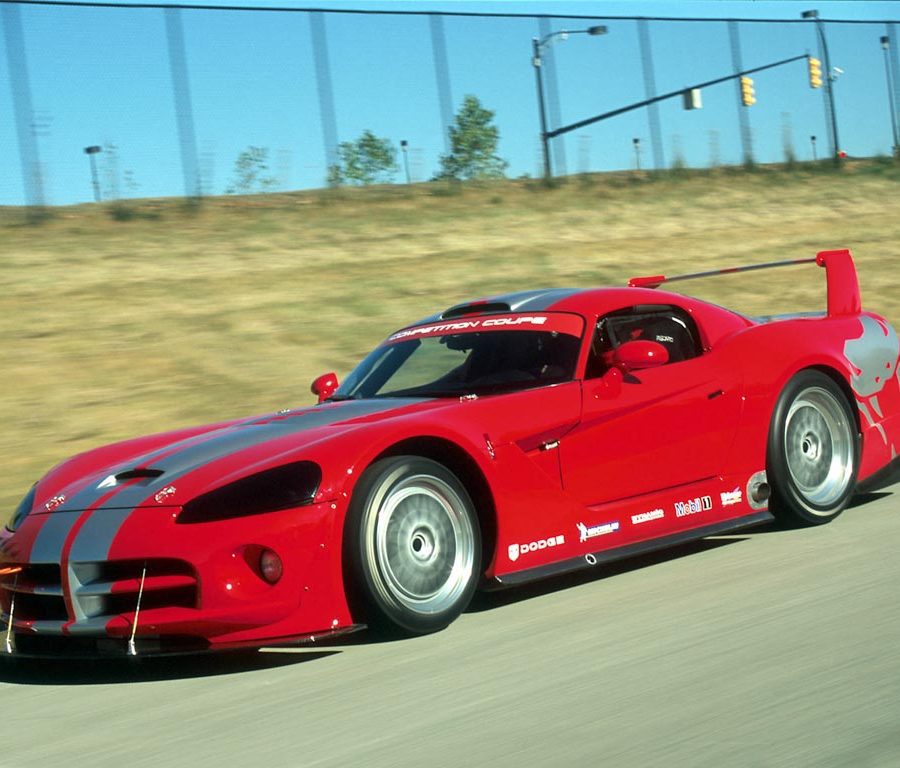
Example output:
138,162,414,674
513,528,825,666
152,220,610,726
2,249,898,656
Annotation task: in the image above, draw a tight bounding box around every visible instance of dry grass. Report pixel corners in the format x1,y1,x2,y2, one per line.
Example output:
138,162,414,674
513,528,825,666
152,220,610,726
1,160,898,510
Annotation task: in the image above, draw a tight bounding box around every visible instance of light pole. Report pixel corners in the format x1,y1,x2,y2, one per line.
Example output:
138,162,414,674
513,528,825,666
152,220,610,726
532,25,607,180
802,10,841,161
400,139,411,184
881,36,899,156
810,135,817,161
84,145,102,202
633,137,642,170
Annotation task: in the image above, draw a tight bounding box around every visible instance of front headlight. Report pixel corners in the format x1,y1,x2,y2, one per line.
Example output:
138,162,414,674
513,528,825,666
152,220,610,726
177,461,321,524
7,485,37,533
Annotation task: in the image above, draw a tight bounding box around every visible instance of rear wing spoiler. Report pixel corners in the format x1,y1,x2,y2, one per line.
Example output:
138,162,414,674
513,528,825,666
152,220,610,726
628,249,861,318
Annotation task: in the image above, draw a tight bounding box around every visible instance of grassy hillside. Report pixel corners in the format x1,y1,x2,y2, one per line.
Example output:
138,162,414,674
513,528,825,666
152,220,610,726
1,160,898,510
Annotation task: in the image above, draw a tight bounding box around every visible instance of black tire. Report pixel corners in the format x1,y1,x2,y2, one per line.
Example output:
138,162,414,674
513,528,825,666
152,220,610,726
767,370,859,526
345,456,482,635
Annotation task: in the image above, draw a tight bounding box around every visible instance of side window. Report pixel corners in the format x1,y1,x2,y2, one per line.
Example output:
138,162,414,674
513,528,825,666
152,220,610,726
585,306,702,378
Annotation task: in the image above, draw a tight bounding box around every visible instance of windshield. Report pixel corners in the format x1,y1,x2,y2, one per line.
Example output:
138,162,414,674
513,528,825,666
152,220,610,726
334,315,583,400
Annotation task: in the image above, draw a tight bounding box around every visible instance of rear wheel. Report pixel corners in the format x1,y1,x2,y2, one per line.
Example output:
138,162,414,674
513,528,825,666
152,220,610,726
345,456,481,635
767,370,858,526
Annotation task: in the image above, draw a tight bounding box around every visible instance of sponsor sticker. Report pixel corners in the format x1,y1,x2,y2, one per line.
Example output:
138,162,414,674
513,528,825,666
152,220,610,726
631,508,665,525
576,520,620,542
720,487,742,507
674,495,712,518
44,495,66,512
507,534,565,562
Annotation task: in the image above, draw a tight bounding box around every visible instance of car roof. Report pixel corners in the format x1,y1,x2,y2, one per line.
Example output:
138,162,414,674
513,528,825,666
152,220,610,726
411,286,701,327
389,284,753,351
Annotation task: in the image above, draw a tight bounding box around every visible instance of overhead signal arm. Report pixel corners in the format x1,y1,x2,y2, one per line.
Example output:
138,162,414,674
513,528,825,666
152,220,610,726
546,53,808,139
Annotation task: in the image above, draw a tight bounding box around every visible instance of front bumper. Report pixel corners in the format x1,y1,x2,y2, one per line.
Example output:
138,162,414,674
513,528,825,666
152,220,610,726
0,498,356,656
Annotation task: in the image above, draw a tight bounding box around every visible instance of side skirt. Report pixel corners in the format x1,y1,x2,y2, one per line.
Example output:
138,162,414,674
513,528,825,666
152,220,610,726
856,456,900,495
493,511,774,587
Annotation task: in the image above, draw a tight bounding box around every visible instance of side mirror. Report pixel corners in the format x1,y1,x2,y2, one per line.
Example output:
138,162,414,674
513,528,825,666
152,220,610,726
311,372,339,403
612,340,669,372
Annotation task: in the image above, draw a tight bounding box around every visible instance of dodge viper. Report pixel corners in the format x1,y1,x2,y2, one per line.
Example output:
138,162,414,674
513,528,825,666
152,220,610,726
2,248,898,656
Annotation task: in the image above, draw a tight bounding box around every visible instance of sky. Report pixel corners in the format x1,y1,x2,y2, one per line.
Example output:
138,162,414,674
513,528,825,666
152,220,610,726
1,0,899,206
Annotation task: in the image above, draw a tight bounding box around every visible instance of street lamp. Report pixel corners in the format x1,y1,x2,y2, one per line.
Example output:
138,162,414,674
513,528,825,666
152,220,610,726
810,135,817,161
802,9,841,161
880,36,899,156
532,24,608,180
400,139,411,184
83,145,102,202
633,137,642,170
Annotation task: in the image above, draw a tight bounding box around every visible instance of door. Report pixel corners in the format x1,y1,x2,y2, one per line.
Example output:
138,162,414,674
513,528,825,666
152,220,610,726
560,306,743,506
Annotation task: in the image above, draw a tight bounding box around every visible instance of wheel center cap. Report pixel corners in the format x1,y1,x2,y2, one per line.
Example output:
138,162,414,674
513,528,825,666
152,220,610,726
410,528,436,562
801,433,820,460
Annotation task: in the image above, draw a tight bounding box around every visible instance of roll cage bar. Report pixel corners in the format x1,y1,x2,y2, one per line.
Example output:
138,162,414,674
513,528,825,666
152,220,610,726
628,249,861,318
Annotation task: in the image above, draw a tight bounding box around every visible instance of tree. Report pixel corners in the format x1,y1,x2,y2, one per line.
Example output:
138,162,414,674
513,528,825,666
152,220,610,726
226,146,276,194
336,131,397,185
438,95,508,180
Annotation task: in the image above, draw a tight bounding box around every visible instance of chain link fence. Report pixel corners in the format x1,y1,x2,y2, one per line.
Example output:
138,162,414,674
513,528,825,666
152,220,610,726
1,1,898,207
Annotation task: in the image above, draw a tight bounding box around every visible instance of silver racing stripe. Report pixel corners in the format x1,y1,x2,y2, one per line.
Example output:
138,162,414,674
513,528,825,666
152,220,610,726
28,510,83,564
502,289,582,312
415,289,582,326
65,616,115,635
62,399,427,566
48,400,423,514
31,620,67,635
49,425,236,515
66,508,136,564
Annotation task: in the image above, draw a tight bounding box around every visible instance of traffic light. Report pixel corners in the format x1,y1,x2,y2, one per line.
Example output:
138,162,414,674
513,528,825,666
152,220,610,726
682,88,702,110
808,56,822,88
740,76,756,106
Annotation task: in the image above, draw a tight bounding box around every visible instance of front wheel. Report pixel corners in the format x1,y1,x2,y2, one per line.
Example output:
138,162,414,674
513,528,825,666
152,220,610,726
345,456,481,635
767,370,858,526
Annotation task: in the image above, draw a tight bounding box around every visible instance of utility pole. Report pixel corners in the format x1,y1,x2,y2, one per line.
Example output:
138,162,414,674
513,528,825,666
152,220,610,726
881,36,899,155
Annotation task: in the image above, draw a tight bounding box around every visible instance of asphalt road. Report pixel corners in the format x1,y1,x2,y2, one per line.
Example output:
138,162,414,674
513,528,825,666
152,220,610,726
4,487,900,768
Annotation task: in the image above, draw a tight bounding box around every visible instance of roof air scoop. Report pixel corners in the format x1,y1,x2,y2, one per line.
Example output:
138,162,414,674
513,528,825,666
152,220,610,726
97,468,165,490
442,301,511,320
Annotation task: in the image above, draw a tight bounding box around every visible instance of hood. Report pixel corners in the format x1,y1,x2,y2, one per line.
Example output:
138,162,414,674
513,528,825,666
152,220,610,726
32,398,432,514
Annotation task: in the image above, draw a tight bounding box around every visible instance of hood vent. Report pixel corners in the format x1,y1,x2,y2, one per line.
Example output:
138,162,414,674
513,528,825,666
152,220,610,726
97,468,164,490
